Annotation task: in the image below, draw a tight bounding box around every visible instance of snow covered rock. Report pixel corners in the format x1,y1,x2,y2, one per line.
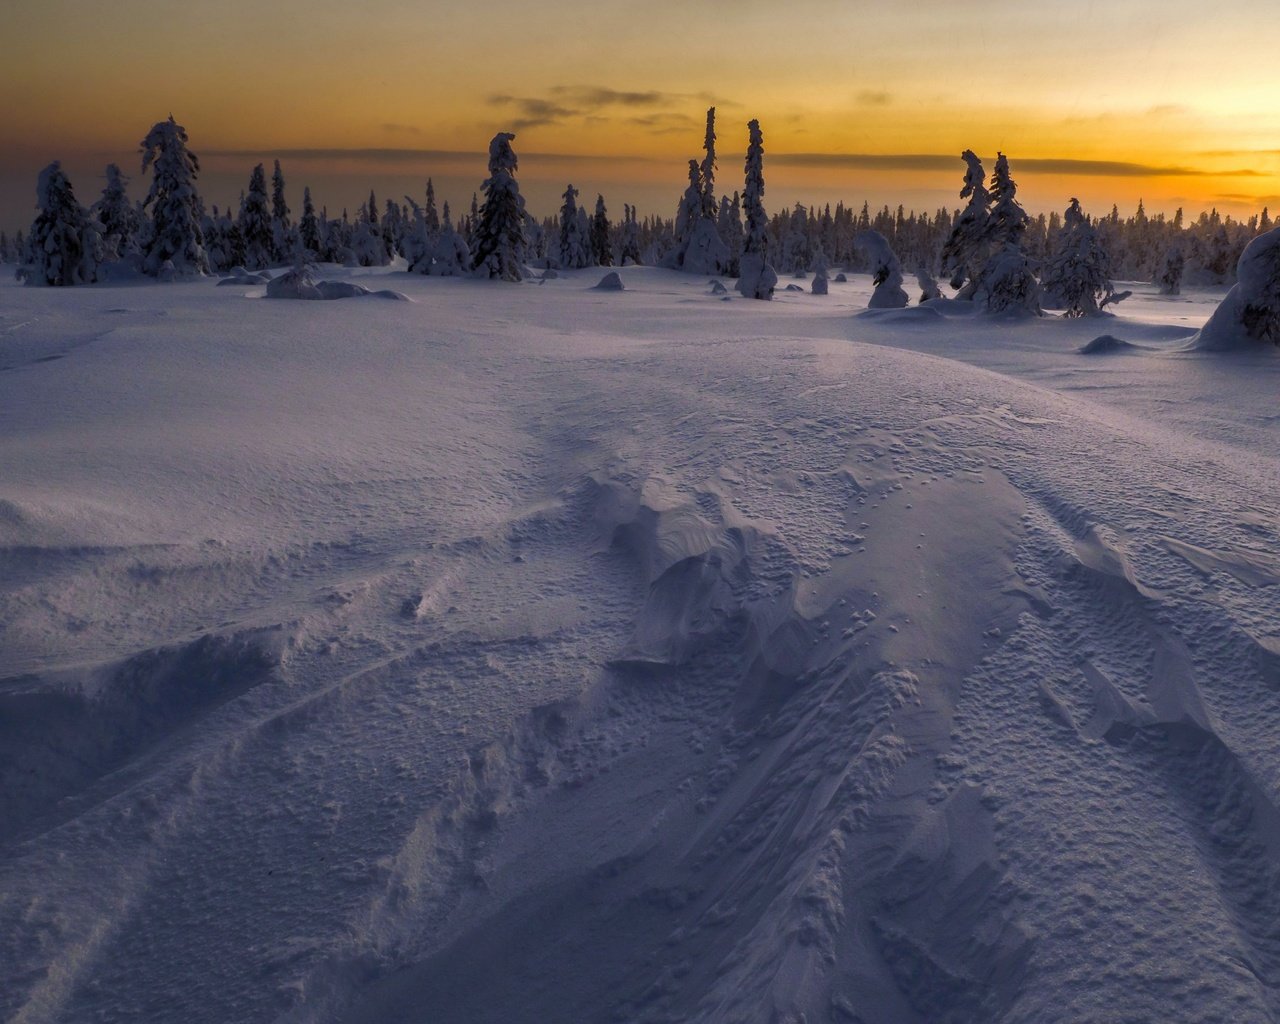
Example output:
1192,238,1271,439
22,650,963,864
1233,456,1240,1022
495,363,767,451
1190,227,1280,351
594,271,624,291
265,266,322,300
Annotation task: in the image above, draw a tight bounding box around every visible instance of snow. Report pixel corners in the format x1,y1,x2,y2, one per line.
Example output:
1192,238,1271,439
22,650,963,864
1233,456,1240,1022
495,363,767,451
1,266,1279,1024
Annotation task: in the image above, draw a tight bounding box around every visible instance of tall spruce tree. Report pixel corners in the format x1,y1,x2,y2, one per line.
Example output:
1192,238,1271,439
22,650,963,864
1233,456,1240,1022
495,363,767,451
737,118,778,299
270,160,291,262
238,165,273,270
139,115,209,275
590,195,612,267
471,132,528,281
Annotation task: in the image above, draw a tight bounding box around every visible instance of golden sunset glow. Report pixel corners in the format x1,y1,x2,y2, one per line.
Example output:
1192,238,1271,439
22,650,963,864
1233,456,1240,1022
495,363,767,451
5,0,1280,231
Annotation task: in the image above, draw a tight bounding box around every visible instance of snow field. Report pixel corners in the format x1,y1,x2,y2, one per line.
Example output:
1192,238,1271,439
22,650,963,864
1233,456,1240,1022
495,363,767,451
1,265,1278,1023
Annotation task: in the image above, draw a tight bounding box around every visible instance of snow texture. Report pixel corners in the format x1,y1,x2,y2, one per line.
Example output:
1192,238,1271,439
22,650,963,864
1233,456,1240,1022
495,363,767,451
2,267,1279,1024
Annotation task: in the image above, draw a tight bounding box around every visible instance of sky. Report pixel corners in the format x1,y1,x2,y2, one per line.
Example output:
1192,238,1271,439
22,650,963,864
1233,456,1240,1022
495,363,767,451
4,0,1280,235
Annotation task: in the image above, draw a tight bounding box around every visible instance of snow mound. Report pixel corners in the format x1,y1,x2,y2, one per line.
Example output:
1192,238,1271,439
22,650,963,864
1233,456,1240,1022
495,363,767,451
834,273,848,283
708,279,728,295
857,305,945,323
1187,227,1280,351
593,271,624,291
1079,334,1145,355
784,283,804,292
266,268,322,300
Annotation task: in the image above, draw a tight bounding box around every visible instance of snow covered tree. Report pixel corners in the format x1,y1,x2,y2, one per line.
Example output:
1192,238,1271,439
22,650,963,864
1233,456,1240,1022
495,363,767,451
984,153,1029,250
1159,245,1184,295
1042,198,1127,316
667,108,728,275
620,204,642,265
24,161,101,286
940,150,989,296
424,178,440,235
238,164,273,270
269,160,291,263
859,230,908,308
299,186,321,256
590,195,612,267
471,131,528,281
718,192,743,277
972,154,1041,314
699,106,718,220
556,184,591,268
92,163,141,261
738,119,778,300
426,202,471,276
139,115,208,275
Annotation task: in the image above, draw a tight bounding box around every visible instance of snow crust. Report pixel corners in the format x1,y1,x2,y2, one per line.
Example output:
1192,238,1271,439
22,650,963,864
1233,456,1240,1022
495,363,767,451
1,267,1279,1024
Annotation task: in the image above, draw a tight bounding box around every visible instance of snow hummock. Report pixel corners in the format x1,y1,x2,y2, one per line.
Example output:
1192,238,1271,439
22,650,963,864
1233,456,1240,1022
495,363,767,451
1188,226,1280,351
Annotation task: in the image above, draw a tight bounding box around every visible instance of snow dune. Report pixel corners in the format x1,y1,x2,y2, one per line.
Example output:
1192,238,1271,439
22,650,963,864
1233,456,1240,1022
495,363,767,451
1,268,1278,1023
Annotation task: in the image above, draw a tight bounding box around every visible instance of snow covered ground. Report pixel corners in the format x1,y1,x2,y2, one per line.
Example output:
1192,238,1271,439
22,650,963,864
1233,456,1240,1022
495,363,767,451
2,265,1278,1023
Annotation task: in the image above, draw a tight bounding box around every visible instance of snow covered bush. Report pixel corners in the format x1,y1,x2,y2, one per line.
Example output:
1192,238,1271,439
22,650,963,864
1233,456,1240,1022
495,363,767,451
23,162,101,286
471,132,529,281
1192,226,1280,350
974,245,1041,315
811,250,829,295
139,116,209,276
1042,198,1127,316
916,266,942,302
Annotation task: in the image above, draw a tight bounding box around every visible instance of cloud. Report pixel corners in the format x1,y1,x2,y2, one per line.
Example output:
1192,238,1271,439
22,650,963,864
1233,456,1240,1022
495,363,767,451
203,147,659,166
856,90,892,106
626,112,701,135
769,152,1262,177
487,85,735,133
487,94,580,130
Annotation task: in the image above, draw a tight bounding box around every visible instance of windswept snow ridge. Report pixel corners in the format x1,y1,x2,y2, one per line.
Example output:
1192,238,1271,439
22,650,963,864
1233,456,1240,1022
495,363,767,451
1,268,1278,1024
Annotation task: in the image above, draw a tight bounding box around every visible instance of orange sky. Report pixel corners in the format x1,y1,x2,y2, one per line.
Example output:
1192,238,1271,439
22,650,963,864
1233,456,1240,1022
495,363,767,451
4,0,1280,233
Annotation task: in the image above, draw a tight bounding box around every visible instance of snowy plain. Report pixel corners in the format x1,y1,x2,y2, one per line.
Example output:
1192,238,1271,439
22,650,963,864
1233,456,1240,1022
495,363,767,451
2,265,1279,1024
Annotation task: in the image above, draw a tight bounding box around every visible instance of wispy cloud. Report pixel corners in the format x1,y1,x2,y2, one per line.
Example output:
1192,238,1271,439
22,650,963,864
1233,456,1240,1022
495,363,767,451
770,152,1261,177
486,85,734,133
855,90,892,106
487,94,580,130
203,147,660,165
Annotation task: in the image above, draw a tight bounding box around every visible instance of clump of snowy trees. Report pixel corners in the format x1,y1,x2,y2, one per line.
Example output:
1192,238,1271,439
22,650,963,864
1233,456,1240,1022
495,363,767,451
13,112,1276,298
